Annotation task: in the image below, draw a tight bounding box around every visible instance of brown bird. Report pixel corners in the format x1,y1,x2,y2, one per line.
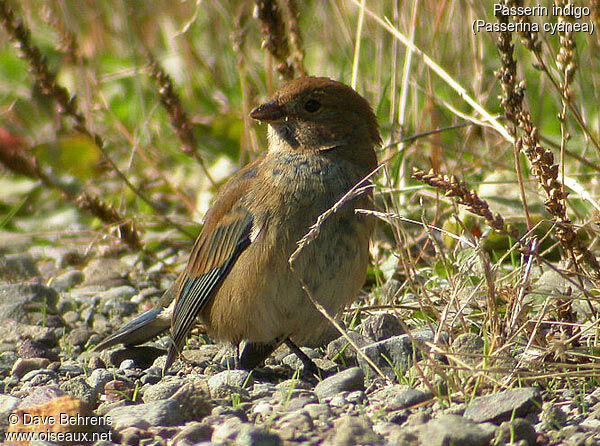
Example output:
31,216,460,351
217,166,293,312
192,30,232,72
94,76,380,374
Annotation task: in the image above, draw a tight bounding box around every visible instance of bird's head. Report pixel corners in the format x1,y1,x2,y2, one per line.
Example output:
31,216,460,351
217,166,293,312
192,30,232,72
251,77,380,171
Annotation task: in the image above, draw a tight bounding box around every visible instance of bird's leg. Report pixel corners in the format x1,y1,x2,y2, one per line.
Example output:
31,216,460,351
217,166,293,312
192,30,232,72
284,338,320,377
234,342,240,369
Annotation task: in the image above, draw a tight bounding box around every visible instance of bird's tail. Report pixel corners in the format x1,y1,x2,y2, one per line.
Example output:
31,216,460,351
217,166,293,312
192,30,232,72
92,307,171,352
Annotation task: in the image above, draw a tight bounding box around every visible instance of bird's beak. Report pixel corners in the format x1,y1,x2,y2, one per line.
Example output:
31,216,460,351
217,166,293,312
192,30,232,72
250,99,285,122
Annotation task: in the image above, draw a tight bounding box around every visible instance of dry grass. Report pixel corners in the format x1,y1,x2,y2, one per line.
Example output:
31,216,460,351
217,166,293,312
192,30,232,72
0,0,598,399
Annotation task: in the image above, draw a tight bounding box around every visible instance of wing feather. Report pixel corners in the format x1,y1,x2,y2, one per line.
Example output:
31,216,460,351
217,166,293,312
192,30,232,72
164,208,254,371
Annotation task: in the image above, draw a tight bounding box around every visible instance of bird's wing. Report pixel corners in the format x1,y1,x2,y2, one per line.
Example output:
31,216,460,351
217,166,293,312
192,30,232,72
164,161,261,371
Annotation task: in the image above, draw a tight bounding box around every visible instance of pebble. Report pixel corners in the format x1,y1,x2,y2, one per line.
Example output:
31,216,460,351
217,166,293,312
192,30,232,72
314,367,364,400
107,400,189,430
208,370,252,392
464,387,542,423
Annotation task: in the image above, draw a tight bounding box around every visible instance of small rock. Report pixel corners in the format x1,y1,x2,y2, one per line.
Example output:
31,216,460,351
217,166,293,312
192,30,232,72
282,347,320,370
81,258,130,287
494,418,537,446
451,333,484,365
208,370,252,392
0,320,56,345
0,283,57,323
17,339,59,361
50,269,84,291
169,380,213,421
60,376,97,407
276,410,314,441
183,344,220,366
464,387,542,423
541,401,568,429
104,380,135,403
304,403,331,420
65,328,92,347
236,424,282,446
360,313,404,341
414,415,495,446
314,367,364,400
327,331,371,364
11,357,50,378
86,368,113,393
119,359,136,370
171,421,213,445
58,362,84,377
0,351,18,375
107,400,188,430
143,378,186,403
358,329,446,380
327,415,380,446
1,253,40,280
0,394,21,430
99,285,137,303
370,385,431,411
18,385,65,408
211,417,246,443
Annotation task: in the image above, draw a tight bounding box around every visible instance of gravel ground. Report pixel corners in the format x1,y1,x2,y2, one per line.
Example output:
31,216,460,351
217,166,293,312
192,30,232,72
1,243,599,446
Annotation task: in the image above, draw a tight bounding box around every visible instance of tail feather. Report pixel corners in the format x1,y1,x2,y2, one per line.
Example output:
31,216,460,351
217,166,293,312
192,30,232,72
92,308,171,352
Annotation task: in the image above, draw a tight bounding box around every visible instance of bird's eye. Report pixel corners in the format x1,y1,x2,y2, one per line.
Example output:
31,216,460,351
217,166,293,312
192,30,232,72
304,99,321,113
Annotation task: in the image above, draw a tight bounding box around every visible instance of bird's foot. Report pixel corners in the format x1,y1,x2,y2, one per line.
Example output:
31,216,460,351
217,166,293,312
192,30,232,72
284,338,324,380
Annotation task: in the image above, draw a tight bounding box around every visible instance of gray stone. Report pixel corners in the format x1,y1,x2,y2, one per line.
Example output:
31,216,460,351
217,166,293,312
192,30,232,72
211,417,246,443
452,333,484,364
282,394,318,412
304,403,331,420
327,331,371,364
370,385,431,411
314,367,364,400
50,269,84,291
107,400,188,430
541,401,568,429
360,313,404,341
415,415,495,446
327,415,380,446
0,394,20,430
0,351,18,375
1,253,40,280
208,370,252,392
171,421,213,445
282,347,319,370
11,357,50,378
18,386,65,408
0,284,58,323
81,258,130,287
236,424,282,446
86,368,114,393
494,418,537,446
358,329,446,380
17,339,58,360
60,375,97,407
276,410,314,441
464,387,542,423
99,285,137,302
65,328,92,347
0,320,56,345
143,378,186,402
58,363,85,378
21,368,57,383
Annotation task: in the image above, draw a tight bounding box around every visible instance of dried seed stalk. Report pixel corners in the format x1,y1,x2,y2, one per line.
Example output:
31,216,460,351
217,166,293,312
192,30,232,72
254,0,296,80
495,1,600,280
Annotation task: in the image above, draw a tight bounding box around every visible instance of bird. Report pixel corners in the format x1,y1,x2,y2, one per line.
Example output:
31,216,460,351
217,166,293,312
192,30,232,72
93,76,380,375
